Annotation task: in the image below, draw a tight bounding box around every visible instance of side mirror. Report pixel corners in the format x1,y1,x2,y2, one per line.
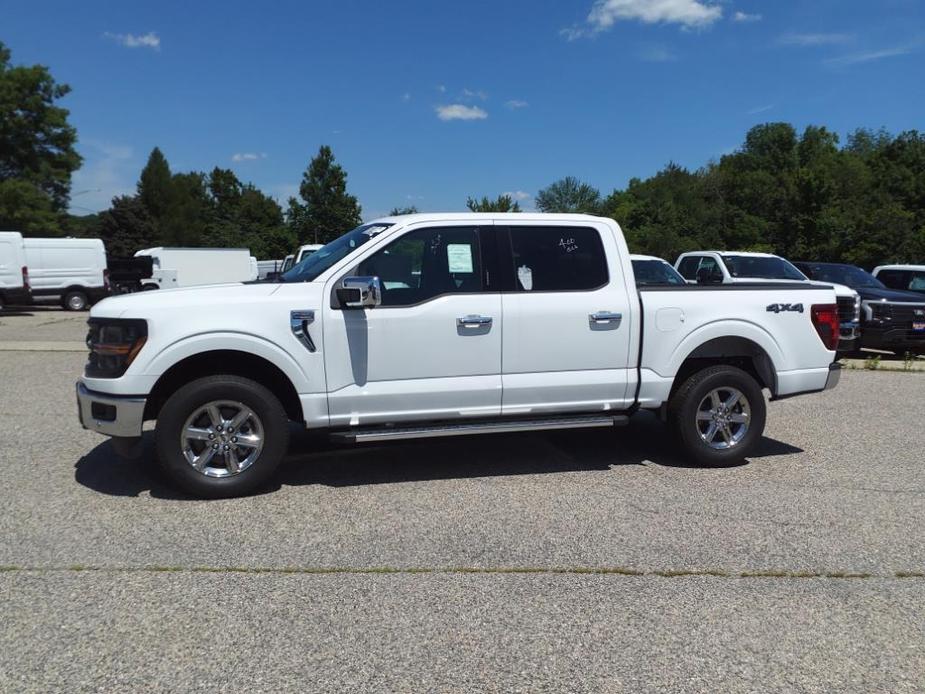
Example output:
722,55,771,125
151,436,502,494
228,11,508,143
336,276,382,309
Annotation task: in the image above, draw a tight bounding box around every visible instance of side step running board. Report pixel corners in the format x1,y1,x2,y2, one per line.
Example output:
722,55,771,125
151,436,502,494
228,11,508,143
330,414,628,443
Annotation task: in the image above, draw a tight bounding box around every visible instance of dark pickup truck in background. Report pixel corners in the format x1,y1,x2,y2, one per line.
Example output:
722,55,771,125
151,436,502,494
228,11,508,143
794,262,925,355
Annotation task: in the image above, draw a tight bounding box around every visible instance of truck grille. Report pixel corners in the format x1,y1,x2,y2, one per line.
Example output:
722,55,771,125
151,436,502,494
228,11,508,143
890,304,925,324
836,296,857,323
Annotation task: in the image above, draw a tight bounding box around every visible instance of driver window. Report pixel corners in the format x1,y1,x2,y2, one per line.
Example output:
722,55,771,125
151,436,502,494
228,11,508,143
357,226,482,307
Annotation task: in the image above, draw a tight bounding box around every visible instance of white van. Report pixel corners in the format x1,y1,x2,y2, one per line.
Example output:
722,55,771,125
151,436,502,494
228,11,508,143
23,237,109,311
134,247,256,289
0,231,32,310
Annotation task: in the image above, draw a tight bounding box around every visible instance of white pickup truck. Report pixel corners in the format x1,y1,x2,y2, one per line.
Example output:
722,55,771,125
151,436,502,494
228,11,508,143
77,214,841,498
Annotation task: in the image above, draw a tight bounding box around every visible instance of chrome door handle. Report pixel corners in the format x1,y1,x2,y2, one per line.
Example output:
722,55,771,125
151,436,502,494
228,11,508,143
290,310,317,352
457,315,493,328
589,311,622,325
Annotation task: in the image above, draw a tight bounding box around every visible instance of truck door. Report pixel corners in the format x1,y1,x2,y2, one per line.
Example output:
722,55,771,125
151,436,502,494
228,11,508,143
322,222,502,427
498,222,634,414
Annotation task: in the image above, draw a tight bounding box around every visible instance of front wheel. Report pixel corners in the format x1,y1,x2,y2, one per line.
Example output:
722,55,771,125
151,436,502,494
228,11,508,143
155,375,290,498
63,290,89,311
668,365,767,467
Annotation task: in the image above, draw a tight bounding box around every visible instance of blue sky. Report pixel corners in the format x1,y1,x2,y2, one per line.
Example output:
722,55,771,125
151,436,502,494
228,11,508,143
6,0,924,219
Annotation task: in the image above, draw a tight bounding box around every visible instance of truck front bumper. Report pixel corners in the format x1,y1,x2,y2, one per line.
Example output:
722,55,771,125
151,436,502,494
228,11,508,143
76,381,146,438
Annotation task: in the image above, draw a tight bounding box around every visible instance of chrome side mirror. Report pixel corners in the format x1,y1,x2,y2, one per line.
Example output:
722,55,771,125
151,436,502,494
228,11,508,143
337,276,382,309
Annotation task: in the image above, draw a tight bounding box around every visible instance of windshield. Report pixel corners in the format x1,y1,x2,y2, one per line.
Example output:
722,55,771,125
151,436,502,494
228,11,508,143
801,264,885,290
721,255,806,281
632,259,686,286
280,223,393,283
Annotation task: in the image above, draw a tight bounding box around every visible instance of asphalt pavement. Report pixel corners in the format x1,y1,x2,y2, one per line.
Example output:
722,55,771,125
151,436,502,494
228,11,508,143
1,309,923,692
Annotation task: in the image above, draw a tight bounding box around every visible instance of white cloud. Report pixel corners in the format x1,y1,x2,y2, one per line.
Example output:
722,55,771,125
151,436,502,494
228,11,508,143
637,44,676,61
825,45,915,66
435,104,488,121
436,84,447,93
505,99,529,109
747,104,774,115
779,32,852,46
103,31,160,50
461,88,488,101
504,190,532,201
401,92,411,102
231,152,267,162
732,11,762,23
567,0,722,38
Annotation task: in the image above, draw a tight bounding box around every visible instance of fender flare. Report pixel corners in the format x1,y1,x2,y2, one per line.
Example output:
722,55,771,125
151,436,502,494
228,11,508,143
662,319,784,379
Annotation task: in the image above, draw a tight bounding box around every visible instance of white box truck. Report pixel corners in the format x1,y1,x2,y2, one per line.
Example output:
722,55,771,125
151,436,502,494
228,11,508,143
0,231,32,310
133,247,258,290
23,237,109,310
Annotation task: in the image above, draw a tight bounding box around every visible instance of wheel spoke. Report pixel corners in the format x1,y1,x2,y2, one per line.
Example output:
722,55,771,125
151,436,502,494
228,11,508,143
206,404,224,429
185,426,212,441
710,391,722,411
724,391,741,409
703,422,718,443
225,448,240,474
730,412,749,424
227,407,254,432
193,446,217,471
720,424,733,444
234,433,261,449
696,410,713,421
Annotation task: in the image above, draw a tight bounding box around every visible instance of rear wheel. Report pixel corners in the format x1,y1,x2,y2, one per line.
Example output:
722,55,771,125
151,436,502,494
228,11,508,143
155,375,290,498
62,290,89,311
668,365,766,467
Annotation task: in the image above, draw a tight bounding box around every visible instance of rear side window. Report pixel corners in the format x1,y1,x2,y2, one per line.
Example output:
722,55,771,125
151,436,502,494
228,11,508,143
677,256,701,280
876,270,909,290
357,226,483,307
508,226,608,292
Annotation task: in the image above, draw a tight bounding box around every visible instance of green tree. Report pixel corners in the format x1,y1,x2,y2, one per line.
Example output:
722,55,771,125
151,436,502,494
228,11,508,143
466,195,521,212
389,205,418,215
0,41,81,226
137,147,173,224
97,195,157,257
297,145,362,244
535,176,600,213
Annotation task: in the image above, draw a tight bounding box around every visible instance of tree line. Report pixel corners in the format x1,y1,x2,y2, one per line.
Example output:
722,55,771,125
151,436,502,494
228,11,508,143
2,40,923,268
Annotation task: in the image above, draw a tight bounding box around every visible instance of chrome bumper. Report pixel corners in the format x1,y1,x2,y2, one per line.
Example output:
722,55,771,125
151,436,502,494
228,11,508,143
76,381,146,438
823,363,841,392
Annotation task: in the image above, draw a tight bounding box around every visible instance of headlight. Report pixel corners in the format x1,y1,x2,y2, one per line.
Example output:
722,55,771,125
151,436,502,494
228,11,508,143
85,318,148,378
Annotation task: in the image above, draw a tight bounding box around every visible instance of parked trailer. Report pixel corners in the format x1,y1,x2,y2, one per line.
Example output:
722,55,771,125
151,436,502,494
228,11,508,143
133,247,257,290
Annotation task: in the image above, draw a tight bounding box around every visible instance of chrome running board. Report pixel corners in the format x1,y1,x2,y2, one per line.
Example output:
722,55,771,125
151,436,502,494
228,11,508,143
330,414,628,443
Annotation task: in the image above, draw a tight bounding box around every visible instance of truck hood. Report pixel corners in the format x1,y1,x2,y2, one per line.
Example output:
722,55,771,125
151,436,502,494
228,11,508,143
90,282,283,319
856,286,925,303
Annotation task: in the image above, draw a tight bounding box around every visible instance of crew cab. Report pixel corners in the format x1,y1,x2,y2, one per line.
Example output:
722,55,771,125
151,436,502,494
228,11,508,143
872,265,925,296
675,251,860,353
77,214,841,498
795,262,925,355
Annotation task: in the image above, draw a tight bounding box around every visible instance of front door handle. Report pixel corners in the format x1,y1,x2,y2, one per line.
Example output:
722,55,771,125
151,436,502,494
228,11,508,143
457,315,493,328
589,311,622,325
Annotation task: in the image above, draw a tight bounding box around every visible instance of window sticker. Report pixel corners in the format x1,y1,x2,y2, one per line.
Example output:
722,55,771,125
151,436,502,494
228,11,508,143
447,243,474,273
559,237,578,253
517,265,534,290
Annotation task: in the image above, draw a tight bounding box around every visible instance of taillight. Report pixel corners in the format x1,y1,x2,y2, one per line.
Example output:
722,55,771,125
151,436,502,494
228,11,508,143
811,304,839,351
103,268,110,289
21,266,29,290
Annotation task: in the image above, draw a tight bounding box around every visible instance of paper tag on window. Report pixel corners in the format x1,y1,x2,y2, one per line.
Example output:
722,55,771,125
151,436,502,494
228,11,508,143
447,244,474,273
517,265,533,290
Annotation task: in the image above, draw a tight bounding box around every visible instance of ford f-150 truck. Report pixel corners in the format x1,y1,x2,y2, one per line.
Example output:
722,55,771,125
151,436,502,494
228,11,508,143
77,214,841,498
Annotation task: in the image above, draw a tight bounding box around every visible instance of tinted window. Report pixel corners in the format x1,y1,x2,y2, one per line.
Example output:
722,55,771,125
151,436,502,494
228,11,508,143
721,255,805,281
508,226,607,292
677,256,700,280
632,259,686,285
357,226,482,307
282,223,393,283
800,263,885,289
876,270,909,290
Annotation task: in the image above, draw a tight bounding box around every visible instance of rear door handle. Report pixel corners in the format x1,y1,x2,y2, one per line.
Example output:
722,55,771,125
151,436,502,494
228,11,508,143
589,311,622,325
457,315,493,328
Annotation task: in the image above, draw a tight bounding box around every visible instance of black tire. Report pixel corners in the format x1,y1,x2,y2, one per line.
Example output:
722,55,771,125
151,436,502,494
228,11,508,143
155,375,290,498
667,365,766,467
62,290,89,311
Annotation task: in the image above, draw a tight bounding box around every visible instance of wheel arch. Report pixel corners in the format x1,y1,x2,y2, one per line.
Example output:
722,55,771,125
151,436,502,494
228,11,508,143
143,349,304,423
670,336,778,399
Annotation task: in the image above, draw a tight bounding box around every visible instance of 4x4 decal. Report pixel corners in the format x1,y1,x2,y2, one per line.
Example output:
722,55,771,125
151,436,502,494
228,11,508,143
766,303,804,314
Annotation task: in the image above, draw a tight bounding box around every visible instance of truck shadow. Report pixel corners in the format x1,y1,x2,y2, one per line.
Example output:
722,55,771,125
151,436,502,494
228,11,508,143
74,412,803,499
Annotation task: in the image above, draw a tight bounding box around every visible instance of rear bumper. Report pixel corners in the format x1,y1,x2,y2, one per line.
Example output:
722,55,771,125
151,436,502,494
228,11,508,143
823,362,841,391
76,381,146,438
837,323,859,352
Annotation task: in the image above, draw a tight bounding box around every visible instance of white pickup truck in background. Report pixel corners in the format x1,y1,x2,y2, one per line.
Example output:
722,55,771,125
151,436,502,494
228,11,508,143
78,214,841,498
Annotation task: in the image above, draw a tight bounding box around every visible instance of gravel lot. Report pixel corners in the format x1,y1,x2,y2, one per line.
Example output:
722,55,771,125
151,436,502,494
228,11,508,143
1,309,923,692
